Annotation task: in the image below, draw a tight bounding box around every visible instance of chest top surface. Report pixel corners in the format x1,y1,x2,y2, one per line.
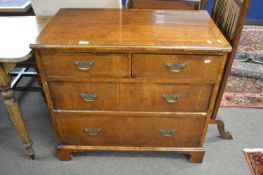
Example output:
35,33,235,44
31,9,231,53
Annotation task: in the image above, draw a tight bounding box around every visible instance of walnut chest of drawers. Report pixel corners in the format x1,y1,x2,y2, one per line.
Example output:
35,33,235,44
32,9,231,163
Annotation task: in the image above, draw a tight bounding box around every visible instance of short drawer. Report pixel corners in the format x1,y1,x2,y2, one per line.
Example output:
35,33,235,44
132,54,222,82
49,82,212,112
56,115,130,146
40,52,129,78
55,115,206,147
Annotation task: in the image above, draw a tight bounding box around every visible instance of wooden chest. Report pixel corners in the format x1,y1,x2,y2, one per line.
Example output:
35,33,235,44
32,9,231,163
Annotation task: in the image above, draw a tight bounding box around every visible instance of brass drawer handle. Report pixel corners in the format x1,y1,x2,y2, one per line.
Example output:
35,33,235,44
166,63,186,73
160,129,176,137
74,61,95,71
162,94,181,103
84,128,101,136
80,93,98,102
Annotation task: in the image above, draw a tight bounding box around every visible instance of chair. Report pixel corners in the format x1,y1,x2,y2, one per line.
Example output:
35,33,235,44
31,0,122,16
210,0,251,139
126,0,207,10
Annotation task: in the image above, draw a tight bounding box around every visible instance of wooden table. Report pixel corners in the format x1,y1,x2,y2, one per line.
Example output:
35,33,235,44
32,9,232,163
0,16,51,159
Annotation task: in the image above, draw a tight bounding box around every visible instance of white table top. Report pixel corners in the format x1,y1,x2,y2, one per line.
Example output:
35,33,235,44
0,16,51,62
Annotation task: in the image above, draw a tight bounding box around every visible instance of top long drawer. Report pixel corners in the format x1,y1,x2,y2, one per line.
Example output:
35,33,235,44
132,54,223,82
40,52,130,78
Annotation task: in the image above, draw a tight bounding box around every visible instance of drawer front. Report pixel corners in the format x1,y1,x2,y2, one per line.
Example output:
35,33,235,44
56,116,130,146
41,52,129,78
55,115,205,147
49,82,212,112
132,54,222,82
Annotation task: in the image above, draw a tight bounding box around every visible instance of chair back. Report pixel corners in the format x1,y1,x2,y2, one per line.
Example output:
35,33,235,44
31,0,122,16
126,0,207,10
212,0,250,44
200,0,207,9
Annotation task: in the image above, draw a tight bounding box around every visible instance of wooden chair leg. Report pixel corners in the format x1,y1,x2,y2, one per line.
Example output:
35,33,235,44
210,118,233,140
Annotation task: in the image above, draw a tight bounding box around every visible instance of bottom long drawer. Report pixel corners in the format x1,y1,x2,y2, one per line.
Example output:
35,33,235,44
55,115,206,147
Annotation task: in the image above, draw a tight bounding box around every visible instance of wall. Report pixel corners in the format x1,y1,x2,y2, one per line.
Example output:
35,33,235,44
206,0,263,22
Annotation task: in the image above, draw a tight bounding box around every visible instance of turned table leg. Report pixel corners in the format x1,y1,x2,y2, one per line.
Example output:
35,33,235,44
0,63,35,159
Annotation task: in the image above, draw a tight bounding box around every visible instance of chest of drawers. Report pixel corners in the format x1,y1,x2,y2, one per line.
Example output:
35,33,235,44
32,9,231,163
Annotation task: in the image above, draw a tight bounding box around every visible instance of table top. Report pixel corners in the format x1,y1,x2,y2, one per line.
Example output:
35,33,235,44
31,9,232,54
0,16,51,62
0,0,31,13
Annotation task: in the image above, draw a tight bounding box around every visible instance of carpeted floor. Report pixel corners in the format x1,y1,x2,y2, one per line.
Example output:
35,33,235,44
221,25,263,108
221,75,263,108
0,91,262,175
232,25,263,79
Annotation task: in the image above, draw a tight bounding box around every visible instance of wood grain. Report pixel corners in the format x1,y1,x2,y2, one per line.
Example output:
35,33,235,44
49,82,212,112
31,9,231,53
57,145,205,163
41,52,130,78
55,115,205,147
132,54,222,82
211,0,251,120
0,63,35,158
33,9,232,162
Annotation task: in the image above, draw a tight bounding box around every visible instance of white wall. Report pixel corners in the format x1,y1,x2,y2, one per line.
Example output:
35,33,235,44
31,0,122,16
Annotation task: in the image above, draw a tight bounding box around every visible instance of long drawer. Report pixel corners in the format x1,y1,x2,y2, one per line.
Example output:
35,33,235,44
49,82,212,112
55,115,206,147
132,54,222,82
40,52,130,78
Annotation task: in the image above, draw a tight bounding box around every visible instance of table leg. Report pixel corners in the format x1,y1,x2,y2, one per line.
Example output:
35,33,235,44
0,63,35,159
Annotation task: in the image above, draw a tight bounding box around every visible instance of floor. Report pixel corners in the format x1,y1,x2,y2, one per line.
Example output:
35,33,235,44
0,91,262,175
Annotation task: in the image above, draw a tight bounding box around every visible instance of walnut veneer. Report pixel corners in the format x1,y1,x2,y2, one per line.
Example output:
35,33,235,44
31,9,231,163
